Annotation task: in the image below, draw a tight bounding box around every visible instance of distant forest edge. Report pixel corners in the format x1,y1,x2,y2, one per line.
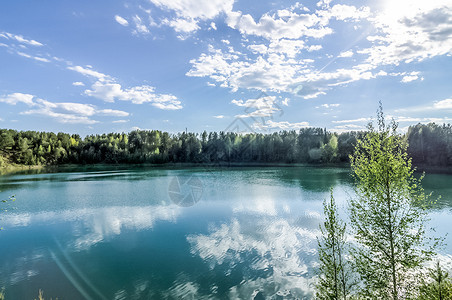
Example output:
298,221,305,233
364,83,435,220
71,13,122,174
0,123,451,169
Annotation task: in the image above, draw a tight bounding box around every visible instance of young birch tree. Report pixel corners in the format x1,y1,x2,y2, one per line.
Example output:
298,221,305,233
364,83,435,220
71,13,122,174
316,190,352,299
349,104,437,299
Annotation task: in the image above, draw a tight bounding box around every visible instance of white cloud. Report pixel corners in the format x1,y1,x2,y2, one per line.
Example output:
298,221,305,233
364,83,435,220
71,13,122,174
85,81,182,110
232,96,282,118
386,71,423,83
132,15,150,35
268,39,306,58
98,109,130,117
255,120,309,130
247,44,267,54
163,17,199,33
151,0,233,21
333,124,366,132
361,0,452,66
0,32,43,46
33,56,50,63
320,103,340,108
48,101,97,116
210,22,217,30
307,45,322,52
187,43,386,99
394,97,452,114
0,31,182,114
67,65,182,110
332,117,369,124
334,124,363,129
183,1,451,101
115,15,129,26
67,65,108,81
338,50,353,58
22,108,99,124
213,115,225,119
149,0,234,33
16,51,50,63
0,93,35,106
0,92,129,124
84,81,122,103
226,10,333,41
20,98,102,124
393,116,452,123
317,0,332,8
401,74,422,83
187,46,312,94
112,119,130,123
325,4,370,21
434,98,452,110
16,51,31,59
226,4,367,41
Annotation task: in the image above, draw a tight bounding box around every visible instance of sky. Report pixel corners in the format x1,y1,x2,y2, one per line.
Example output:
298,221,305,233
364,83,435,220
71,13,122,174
0,0,451,136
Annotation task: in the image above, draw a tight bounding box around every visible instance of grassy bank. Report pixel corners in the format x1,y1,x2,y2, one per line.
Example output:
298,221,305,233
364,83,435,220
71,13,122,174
0,164,44,175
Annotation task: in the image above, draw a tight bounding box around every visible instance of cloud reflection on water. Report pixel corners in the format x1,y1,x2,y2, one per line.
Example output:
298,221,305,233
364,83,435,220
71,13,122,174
187,212,322,298
2,205,181,250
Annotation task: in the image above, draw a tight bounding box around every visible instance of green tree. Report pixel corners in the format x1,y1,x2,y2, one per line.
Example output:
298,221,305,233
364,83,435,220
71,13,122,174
0,130,14,151
349,104,438,299
418,261,452,299
316,190,352,299
322,134,339,163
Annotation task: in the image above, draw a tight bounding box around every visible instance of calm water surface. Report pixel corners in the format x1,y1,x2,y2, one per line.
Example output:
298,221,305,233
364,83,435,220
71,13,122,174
0,166,451,299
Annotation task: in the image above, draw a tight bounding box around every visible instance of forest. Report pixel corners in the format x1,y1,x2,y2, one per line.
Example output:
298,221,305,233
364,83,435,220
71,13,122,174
0,123,451,168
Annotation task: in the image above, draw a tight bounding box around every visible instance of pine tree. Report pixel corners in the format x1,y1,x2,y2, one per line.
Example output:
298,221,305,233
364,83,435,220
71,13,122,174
418,261,452,300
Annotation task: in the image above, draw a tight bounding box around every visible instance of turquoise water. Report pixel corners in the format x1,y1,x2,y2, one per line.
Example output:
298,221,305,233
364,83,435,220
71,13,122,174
0,166,451,299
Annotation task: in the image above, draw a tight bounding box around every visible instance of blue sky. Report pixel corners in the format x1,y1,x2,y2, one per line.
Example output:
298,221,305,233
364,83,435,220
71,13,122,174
0,0,451,136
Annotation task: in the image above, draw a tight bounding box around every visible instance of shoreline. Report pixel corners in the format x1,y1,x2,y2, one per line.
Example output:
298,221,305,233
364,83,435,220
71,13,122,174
0,164,44,175
1,162,451,175
412,164,452,175
0,162,346,175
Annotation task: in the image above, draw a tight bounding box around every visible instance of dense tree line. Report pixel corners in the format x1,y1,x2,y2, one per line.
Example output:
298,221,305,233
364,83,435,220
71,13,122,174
0,123,450,167
406,123,452,167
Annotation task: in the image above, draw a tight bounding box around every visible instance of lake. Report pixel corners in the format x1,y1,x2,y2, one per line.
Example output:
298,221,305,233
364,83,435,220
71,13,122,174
0,166,451,299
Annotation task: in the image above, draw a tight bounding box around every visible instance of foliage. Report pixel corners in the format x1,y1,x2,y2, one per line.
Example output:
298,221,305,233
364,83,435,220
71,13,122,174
0,124,449,167
417,261,452,300
349,104,438,299
35,289,44,300
0,128,351,165
0,289,58,300
316,190,353,299
406,123,452,167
